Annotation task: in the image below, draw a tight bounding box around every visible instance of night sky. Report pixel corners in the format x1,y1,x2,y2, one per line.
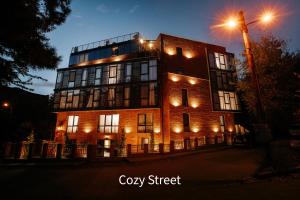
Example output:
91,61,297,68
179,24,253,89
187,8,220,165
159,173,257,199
30,0,300,95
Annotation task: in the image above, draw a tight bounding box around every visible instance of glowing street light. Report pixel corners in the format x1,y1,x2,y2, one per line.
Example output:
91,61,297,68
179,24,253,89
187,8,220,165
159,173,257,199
225,17,239,29
2,101,9,108
260,12,274,23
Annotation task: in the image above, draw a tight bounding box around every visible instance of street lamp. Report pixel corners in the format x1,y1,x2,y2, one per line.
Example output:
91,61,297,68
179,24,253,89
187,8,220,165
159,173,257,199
215,10,277,143
222,10,275,122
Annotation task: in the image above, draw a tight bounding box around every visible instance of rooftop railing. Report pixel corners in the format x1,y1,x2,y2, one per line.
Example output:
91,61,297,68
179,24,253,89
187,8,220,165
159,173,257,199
71,32,140,54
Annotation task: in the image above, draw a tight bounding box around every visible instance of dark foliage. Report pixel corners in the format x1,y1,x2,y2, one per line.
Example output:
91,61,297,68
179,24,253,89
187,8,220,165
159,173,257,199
0,0,71,89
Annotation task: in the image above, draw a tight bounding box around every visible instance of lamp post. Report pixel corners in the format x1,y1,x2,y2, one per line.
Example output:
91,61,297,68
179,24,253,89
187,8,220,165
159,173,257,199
238,11,264,122
217,10,276,143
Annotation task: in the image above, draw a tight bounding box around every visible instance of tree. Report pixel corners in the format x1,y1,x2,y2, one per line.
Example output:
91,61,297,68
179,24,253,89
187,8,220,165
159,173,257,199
0,0,71,89
237,35,300,138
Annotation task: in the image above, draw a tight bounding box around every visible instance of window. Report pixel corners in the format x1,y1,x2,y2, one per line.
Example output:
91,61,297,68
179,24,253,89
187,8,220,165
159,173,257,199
66,90,79,108
182,89,188,107
218,91,240,110
81,69,88,86
138,113,153,133
176,47,183,57
125,63,132,82
109,65,117,84
214,53,228,70
68,71,76,87
140,84,149,106
67,115,79,133
108,87,115,107
141,63,149,81
98,114,119,133
149,83,156,106
95,68,102,85
124,87,130,107
149,60,157,80
183,113,190,132
56,72,63,88
220,116,225,132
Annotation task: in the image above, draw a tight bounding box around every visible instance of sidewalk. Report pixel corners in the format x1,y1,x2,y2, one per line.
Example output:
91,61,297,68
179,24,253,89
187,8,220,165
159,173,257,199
0,145,232,167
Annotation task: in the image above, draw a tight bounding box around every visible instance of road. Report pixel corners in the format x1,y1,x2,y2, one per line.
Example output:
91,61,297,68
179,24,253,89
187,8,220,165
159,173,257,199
1,148,300,200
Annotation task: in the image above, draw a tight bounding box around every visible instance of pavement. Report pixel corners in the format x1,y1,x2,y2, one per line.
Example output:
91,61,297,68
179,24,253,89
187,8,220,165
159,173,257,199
0,147,300,200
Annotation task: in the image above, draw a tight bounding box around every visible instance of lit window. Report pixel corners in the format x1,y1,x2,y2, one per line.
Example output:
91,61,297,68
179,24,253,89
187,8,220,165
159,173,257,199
68,71,76,87
138,113,153,133
141,63,149,81
81,69,88,86
108,65,117,84
95,68,102,85
67,115,79,133
218,91,240,110
214,53,228,70
98,114,119,133
149,60,157,80
125,63,132,82
56,72,63,88
220,116,225,132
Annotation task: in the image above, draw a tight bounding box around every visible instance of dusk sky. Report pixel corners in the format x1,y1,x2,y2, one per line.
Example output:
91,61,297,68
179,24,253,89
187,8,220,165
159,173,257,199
30,0,300,95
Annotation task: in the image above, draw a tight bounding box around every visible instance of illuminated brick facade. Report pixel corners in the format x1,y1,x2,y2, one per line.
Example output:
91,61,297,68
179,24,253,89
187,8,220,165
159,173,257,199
53,33,240,147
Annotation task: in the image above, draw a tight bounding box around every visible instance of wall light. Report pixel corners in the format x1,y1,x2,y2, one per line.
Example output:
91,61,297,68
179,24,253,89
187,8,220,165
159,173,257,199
171,99,181,107
213,128,219,133
228,127,233,132
188,79,196,85
84,128,92,134
124,127,131,133
148,42,153,48
185,52,193,59
174,127,182,133
139,38,144,44
170,75,179,82
166,48,175,55
192,127,200,133
191,101,199,108
154,128,160,133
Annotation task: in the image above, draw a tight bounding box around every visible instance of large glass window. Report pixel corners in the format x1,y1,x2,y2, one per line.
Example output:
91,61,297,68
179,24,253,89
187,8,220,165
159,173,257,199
109,65,117,84
141,63,149,81
149,60,157,80
218,91,239,110
56,72,63,88
98,114,119,133
67,115,79,133
108,87,115,107
125,63,132,82
214,53,228,70
95,68,102,85
81,69,88,86
138,113,153,133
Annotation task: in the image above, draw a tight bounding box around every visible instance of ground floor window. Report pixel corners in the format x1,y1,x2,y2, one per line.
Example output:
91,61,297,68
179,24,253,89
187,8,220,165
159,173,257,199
138,113,153,133
67,115,79,133
98,114,119,133
220,115,225,132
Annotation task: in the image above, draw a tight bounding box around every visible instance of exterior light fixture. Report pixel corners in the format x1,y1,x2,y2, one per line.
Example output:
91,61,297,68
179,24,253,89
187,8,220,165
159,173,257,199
185,52,193,59
213,128,219,133
166,48,175,55
3,102,9,108
154,128,160,133
124,127,131,133
189,79,196,85
192,127,200,133
171,99,180,107
139,38,144,44
171,75,179,82
148,42,153,48
174,127,182,133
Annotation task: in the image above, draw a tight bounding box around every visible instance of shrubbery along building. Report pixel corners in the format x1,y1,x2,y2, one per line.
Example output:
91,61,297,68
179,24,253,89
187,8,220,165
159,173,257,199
53,32,243,154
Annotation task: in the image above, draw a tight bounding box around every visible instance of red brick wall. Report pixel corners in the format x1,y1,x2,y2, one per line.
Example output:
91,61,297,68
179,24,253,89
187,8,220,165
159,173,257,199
166,73,235,142
54,108,161,145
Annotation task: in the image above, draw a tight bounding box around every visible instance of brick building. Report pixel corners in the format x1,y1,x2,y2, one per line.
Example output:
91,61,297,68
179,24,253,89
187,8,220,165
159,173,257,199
53,32,241,152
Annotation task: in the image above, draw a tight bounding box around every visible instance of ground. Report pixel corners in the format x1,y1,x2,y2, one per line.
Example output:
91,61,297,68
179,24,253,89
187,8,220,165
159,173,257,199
1,148,300,200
